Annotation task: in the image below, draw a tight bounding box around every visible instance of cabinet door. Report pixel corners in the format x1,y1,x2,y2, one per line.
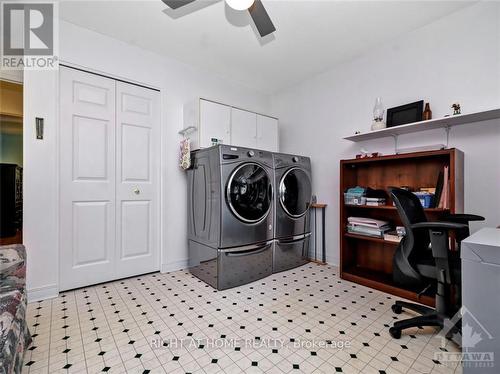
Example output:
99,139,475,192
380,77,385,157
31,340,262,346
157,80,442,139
231,108,257,149
199,99,231,148
257,115,279,152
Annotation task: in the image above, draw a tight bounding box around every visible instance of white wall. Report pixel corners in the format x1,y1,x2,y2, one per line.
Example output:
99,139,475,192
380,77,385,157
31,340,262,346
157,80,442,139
24,20,271,300
272,2,500,265
0,70,23,83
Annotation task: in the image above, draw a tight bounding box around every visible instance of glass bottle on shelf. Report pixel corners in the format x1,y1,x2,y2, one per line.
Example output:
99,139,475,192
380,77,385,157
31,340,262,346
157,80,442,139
423,102,432,120
371,97,386,131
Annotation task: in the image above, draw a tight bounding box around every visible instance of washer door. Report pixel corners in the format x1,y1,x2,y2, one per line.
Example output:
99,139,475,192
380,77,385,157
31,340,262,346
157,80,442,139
279,167,312,218
227,163,272,223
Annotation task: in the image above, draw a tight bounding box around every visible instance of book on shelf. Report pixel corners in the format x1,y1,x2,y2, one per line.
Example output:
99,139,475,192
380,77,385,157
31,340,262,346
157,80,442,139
347,217,391,238
347,216,390,228
347,225,391,238
384,230,402,243
365,197,386,206
433,170,444,208
437,166,449,209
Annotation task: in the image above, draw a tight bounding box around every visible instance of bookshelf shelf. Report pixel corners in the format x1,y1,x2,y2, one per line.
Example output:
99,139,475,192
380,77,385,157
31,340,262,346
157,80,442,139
344,232,399,246
344,204,448,212
340,148,464,307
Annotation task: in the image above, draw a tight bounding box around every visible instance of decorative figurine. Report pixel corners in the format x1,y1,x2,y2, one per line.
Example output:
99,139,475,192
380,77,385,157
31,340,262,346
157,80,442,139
452,103,461,115
371,97,386,130
423,102,432,120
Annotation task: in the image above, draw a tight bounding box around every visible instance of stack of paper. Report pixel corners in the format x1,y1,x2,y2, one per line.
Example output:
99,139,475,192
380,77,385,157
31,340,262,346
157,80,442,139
347,217,392,238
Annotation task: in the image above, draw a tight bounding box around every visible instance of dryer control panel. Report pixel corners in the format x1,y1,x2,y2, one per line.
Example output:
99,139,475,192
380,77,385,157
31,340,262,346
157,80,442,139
273,153,311,169
219,145,273,167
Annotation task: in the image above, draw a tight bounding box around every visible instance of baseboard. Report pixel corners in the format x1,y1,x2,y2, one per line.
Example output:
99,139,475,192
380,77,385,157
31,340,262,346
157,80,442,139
325,258,339,268
161,259,189,273
28,284,59,302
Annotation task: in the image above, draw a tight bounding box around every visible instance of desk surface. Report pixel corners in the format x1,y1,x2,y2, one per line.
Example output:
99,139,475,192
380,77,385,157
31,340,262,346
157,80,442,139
462,228,500,264
311,203,327,209
463,228,500,247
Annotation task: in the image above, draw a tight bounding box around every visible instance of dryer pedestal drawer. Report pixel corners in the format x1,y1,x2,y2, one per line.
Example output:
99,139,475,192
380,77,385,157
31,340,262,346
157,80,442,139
217,242,273,290
273,235,310,273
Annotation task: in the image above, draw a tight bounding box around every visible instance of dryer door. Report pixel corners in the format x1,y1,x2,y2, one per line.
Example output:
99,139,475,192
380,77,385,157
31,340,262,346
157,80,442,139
279,167,312,218
227,162,272,223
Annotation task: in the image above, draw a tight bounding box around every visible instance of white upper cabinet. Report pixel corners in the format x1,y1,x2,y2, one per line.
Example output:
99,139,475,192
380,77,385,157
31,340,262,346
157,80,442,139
231,108,257,149
199,100,231,149
183,98,278,151
257,115,279,152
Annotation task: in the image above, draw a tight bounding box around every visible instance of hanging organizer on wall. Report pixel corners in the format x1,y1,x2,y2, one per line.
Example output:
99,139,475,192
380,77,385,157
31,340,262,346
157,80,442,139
178,127,197,170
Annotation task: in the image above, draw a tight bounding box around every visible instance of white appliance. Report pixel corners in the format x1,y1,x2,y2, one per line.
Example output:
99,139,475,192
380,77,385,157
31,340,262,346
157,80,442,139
461,228,500,373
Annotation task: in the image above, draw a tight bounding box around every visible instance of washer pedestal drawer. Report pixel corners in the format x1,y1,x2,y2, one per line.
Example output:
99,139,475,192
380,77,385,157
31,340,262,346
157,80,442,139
273,235,310,273
217,242,273,290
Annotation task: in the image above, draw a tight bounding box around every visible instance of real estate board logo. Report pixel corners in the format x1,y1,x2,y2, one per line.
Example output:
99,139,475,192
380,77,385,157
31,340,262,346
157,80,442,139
435,306,495,369
1,1,58,70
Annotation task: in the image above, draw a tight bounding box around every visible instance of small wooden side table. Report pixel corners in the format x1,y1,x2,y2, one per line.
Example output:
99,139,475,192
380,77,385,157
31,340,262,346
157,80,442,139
310,203,327,264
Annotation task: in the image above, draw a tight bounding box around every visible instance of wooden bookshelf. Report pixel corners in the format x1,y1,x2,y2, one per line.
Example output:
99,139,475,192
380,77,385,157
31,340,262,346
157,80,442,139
340,149,464,307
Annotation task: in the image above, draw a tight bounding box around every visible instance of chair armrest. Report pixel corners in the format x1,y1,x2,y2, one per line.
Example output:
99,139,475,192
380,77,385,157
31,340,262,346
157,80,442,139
411,221,468,231
443,213,485,223
413,222,468,263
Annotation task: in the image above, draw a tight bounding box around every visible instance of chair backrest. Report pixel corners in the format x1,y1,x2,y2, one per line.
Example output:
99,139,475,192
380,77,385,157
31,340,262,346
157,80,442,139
389,188,431,287
390,187,428,229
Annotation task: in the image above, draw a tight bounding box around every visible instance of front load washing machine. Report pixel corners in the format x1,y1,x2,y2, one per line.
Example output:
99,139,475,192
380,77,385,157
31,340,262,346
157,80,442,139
187,145,274,289
273,153,312,273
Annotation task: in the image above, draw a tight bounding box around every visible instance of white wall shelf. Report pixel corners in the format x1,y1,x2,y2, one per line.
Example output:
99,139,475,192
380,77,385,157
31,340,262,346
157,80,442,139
343,108,500,142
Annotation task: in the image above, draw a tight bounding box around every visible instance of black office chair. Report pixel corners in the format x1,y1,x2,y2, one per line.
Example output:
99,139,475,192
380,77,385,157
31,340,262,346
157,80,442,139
388,187,484,339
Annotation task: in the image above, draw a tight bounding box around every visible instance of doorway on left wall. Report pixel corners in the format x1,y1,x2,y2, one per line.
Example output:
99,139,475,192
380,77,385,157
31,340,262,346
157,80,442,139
0,80,23,245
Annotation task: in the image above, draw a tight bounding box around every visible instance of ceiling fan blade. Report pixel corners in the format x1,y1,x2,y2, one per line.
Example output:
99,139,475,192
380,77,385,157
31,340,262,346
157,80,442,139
248,0,276,37
162,0,197,10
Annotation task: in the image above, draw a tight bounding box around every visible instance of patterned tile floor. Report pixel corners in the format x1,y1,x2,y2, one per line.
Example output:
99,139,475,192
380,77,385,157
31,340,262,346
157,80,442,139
23,264,461,374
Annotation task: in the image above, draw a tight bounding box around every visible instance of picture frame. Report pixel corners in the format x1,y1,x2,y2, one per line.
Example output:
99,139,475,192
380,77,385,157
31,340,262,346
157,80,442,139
386,100,424,128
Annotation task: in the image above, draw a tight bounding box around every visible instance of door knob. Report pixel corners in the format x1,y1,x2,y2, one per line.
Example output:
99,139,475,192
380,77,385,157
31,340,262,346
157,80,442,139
133,187,140,195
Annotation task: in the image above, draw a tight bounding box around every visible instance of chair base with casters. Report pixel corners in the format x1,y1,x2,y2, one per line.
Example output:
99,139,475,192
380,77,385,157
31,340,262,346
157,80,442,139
389,301,446,339
387,187,484,339
389,300,462,339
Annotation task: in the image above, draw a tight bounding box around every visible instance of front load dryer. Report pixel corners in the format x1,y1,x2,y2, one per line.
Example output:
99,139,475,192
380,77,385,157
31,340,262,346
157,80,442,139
273,153,312,273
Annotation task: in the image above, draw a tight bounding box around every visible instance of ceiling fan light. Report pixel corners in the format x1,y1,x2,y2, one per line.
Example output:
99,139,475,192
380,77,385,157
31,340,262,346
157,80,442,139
226,0,255,11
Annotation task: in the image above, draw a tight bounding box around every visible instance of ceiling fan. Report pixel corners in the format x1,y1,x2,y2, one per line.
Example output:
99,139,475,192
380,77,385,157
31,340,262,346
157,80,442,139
162,0,276,37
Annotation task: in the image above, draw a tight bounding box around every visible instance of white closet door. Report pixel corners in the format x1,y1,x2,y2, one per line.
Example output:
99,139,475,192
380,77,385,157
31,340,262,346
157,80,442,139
115,82,160,278
231,108,257,149
60,67,117,290
257,115,279,152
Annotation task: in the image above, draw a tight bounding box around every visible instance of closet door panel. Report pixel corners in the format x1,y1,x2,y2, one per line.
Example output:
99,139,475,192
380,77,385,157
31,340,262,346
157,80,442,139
120,201,151,259
115,82,160,278
59,67,116,291
121,123,151,182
